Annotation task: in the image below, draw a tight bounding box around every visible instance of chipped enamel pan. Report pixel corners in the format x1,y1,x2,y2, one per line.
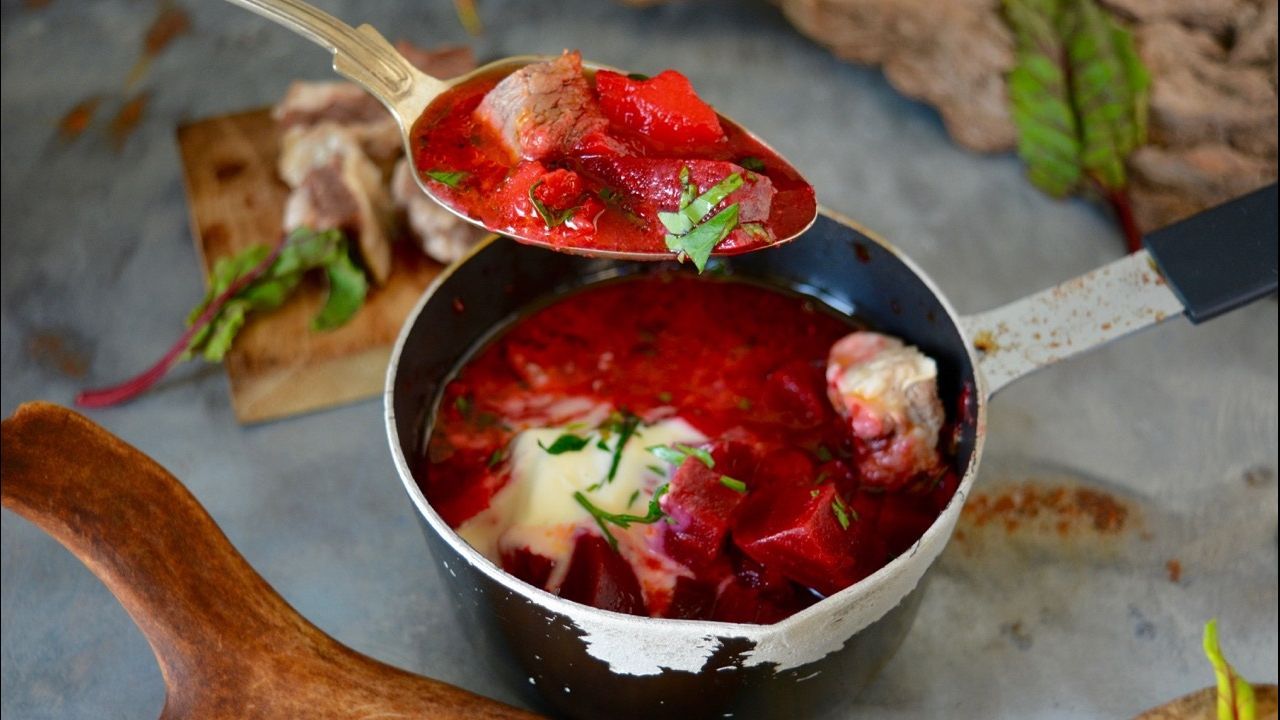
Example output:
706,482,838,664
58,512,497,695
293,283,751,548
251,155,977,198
387,192,1272,719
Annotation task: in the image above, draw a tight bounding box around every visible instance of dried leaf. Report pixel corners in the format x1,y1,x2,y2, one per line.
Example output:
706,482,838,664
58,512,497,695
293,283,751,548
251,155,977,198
57,96,101,140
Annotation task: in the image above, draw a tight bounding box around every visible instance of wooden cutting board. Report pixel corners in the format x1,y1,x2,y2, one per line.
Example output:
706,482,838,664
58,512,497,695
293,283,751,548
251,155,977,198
176,109,444,424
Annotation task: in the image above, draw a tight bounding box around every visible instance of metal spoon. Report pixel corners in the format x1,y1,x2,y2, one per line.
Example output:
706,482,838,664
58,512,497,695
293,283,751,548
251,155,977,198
225,0,816,260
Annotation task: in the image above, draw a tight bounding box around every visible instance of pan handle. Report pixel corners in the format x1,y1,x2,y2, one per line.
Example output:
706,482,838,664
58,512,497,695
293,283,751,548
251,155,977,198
962,183,1277,396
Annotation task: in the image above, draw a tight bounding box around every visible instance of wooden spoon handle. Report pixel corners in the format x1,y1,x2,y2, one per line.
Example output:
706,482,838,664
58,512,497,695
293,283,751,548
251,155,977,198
1,402,542,719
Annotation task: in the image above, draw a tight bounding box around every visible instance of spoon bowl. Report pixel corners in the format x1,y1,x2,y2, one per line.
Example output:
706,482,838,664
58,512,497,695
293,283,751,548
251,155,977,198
226,0,817,260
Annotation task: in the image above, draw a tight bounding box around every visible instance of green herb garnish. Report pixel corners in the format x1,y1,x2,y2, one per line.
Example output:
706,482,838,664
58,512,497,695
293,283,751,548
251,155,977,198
487,447,508,468
831,494,858,530
658,167,743,273
657,391,673,403
1003,0,1150,251
739,157,766,172
529,179,577,228
735,397,752,411
454,395,472,415
574,484,670,550
815,445,834,463
627,489,641,508
627,72,651,81
538,433,592,454
1203,619,1258,720
720,476,747,494
424,169,468,188
648,443,714,469
603,411,641,484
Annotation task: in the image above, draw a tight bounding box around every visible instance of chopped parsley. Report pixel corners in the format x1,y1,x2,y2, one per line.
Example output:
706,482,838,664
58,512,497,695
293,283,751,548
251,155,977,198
831,494,857,530
719,475,747,494
627,72,651,81
424,169,467,188
739,156,766,172
574,484,669,550
657,391,673,403
658,167,743,273
627,489,640,508
814,445,834,463
529,179,577,228
538,433,591,454
735,397,752,411
601,411,642,485
487,447,508,468
454,395,471,416
647,443,714,469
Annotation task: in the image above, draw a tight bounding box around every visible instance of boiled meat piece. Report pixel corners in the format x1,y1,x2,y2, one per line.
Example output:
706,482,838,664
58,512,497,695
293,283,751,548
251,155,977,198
273,43,477,164
826,331,944,487
390,158,487,264
272,81,402,164
474,50,620,161
280,124,394,284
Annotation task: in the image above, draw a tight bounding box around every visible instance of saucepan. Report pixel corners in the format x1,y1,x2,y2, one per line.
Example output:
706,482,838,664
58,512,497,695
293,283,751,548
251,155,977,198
385,184,1277,719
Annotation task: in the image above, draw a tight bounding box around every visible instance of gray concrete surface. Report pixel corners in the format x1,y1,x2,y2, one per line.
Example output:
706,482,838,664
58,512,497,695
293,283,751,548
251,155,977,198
2,0,1276,717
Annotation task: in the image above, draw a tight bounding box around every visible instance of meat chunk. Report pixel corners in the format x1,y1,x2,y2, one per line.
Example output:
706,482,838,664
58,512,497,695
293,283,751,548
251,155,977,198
825,331,944,487
390,158,487,264
279,124,394,283
474,50,618,161
273,81,402,163
274,43,477,164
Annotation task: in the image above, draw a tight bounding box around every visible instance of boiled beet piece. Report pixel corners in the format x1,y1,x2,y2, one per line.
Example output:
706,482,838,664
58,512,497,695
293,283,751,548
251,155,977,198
660,441,755,570
731,483,860,596
755,448,817,490
710,578,811,625
500,546,556,591
660,576,717,620
594,69,725,146
730,548,792,593
558,533,648,616
876,492,941,561
762,360,831,429
578,156,774,225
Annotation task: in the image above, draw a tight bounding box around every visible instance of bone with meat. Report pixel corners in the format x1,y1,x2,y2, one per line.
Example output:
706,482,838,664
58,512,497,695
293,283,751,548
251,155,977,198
391,158,487,264
826,331,945,487
279,124,394,284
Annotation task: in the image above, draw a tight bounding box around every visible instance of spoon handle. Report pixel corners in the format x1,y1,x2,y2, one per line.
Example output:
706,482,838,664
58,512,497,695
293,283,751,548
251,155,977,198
225,0,445,124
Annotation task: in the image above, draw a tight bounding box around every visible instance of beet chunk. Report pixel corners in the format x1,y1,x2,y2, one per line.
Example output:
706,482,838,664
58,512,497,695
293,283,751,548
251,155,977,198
558,533,648,616
578,156,775,225
762,360,831,429
660,441,755,570
594,69,725,146
731,483,860,596
500,546,556,591
660,576,717,620
710,578,813,625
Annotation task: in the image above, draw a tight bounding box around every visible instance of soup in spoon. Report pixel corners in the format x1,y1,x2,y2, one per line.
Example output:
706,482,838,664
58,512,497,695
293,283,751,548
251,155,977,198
410,51,816,270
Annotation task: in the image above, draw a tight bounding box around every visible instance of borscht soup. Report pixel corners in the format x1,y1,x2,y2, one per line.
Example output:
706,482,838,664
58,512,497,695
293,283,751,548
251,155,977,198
418,274,959,623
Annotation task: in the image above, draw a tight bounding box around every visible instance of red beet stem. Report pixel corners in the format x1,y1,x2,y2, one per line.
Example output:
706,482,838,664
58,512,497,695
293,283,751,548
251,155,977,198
1106,187,1143,253
75,235,288,409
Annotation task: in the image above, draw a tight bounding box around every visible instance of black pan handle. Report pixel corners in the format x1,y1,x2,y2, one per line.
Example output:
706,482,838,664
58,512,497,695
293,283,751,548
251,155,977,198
1144,183,1278,323
964,184,1277,396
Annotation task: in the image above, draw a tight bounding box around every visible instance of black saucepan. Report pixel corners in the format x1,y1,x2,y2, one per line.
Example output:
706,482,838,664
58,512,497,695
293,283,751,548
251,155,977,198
386,184,1276,720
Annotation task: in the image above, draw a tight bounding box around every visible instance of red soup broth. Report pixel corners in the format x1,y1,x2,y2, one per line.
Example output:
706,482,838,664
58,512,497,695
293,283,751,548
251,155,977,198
419,274,958,622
